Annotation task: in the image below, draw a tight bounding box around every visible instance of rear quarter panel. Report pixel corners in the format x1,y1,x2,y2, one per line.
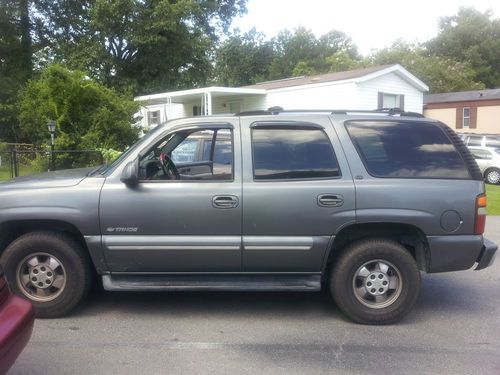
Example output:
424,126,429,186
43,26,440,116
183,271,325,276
331,116,484,236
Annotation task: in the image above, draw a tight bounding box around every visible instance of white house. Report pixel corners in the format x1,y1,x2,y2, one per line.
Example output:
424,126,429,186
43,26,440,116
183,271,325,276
135,64,429,130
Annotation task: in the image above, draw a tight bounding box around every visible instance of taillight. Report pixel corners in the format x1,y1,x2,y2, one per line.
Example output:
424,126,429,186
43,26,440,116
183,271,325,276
475,194,487,235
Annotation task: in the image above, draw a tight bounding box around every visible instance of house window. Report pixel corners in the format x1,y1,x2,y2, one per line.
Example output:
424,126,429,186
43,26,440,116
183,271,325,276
462,107,470,128
147,110,160,126
378,92,405,110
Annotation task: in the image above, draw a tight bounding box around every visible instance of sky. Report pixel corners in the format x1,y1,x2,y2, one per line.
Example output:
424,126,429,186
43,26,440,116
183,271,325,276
230,0,500,55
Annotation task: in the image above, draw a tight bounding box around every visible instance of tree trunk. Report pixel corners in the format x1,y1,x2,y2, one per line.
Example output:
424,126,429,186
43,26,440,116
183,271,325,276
19,0,32,79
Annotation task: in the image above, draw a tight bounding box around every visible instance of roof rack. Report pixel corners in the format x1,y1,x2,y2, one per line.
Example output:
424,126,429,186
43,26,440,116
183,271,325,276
236,107,424,118
331,108,425,118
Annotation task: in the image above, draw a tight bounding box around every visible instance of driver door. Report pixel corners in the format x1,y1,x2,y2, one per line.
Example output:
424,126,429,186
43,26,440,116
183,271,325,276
99,122,242,272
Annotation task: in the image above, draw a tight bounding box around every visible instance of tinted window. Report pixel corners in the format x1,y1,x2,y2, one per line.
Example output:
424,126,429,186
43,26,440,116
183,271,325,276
485,137,500,148
251,127,340,180
467,136,482,146
469,149,485,159
346,121,470,179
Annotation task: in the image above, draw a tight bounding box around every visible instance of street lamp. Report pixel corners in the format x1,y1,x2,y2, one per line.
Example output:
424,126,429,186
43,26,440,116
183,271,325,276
47,120,56,171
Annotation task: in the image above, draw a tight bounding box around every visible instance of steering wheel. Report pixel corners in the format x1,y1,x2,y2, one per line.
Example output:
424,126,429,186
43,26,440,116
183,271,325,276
160,152,180,180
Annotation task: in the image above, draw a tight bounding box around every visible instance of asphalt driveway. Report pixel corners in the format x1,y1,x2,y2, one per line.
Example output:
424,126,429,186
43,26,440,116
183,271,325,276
9,217,500,374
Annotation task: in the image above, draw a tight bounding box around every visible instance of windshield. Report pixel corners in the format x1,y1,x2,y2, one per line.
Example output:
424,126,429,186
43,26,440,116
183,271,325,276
97,125,166,175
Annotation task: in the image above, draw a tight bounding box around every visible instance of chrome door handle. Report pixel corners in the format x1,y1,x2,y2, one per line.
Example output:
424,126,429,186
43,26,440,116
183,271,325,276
317,194,344,207
212,195,239,209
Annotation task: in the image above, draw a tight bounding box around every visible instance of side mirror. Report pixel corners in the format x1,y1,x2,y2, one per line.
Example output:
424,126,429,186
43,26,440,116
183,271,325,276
120,159,139,185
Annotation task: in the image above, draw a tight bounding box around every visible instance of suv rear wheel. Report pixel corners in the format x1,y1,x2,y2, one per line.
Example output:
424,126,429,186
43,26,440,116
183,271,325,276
1,231,93,318
330,238,420,324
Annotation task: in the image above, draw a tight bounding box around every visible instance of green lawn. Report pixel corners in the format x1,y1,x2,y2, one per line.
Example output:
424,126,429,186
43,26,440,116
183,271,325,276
0,165,37,181
486,184,500,215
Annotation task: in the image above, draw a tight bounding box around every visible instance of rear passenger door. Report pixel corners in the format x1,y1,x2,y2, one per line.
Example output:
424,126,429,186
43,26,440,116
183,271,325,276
240,116,356,272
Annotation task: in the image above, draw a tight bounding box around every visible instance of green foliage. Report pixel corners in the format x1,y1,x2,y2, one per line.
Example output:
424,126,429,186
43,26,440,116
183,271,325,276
18,65,139,150
427,7,500,88
29,154,50,173
325,52,361,73
0,0,30,142
99,148,123,164
369,41,485,93
215,27,359,84
215,28,274,86
34,0,248,93
268,28,359,80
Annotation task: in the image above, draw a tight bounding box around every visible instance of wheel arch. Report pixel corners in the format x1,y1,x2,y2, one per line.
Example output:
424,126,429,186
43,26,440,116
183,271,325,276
0,219,105,274
323,222,430,274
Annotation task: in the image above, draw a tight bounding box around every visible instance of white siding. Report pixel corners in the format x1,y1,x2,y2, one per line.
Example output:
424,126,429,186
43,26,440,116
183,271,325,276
265,82,358,110
138,103,185,129
354,73,423,113
137,71,425,122
241,95,267,112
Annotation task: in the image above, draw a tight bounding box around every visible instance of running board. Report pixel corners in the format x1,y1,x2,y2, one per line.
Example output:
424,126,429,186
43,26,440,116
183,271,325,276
102,274,321,292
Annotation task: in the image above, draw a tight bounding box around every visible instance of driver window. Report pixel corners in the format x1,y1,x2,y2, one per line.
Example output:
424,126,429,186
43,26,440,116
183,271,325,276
139,128,233,181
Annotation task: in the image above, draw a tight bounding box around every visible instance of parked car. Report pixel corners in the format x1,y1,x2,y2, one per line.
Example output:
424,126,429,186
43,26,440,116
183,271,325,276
468,146,500,184
0,109,497,325
459,133,500,148
0,265,34,374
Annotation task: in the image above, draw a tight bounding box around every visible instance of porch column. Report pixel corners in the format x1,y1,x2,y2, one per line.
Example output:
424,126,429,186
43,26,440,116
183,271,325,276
167,96,172,120
202,92,212,116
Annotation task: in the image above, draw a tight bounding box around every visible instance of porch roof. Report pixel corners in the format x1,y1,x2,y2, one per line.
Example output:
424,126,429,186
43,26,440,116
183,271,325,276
135,86,267,105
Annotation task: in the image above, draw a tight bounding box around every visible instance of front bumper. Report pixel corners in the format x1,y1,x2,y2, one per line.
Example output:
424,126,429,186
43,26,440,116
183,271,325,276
475,238,498,270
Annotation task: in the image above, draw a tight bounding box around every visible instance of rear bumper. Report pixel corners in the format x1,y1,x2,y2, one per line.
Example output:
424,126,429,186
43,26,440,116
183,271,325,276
475,238,498,271
427,235,497,273
0,295,35,374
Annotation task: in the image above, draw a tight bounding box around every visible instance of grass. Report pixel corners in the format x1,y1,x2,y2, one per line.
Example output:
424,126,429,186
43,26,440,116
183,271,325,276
0,165,37,181
486,184,500,216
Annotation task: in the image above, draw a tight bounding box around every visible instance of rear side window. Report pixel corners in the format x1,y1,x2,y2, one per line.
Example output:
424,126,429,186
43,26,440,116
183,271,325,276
346,121,470,179
251,127,340,180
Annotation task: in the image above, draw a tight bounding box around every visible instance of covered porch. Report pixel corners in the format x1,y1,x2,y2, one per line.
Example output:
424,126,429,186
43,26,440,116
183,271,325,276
135,87,267,130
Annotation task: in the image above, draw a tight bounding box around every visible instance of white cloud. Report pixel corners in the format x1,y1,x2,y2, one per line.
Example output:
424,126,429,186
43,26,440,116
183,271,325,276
231,0,500,55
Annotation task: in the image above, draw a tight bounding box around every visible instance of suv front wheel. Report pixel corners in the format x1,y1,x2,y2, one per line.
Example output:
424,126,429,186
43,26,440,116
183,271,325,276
330,238,420,324
1,231,93,318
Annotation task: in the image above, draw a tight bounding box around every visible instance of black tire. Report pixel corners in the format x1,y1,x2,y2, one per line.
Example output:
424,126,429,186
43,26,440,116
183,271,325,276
485,168,500,185
1,231,93,318
330,238,420,325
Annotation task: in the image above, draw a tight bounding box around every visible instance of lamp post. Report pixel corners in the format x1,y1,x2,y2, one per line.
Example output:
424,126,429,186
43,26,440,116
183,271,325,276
47,120,56,171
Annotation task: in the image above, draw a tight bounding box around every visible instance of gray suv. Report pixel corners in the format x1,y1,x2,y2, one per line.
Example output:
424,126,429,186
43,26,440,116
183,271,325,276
0,109,497,324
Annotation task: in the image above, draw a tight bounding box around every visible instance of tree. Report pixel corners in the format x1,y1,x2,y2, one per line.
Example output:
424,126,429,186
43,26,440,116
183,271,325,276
427,7,500,88
267,28,359,79
18,65,139,151
369,41,485,93
0,0,32,142
215,28,274,86
33,0,248,93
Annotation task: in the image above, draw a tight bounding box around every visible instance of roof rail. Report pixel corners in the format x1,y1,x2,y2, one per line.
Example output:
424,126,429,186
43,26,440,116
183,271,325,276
236,107,425,118
331,108,424,117
235,110,272,116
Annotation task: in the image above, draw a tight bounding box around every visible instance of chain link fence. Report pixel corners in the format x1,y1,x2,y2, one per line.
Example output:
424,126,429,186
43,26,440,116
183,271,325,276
0,149,104,181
